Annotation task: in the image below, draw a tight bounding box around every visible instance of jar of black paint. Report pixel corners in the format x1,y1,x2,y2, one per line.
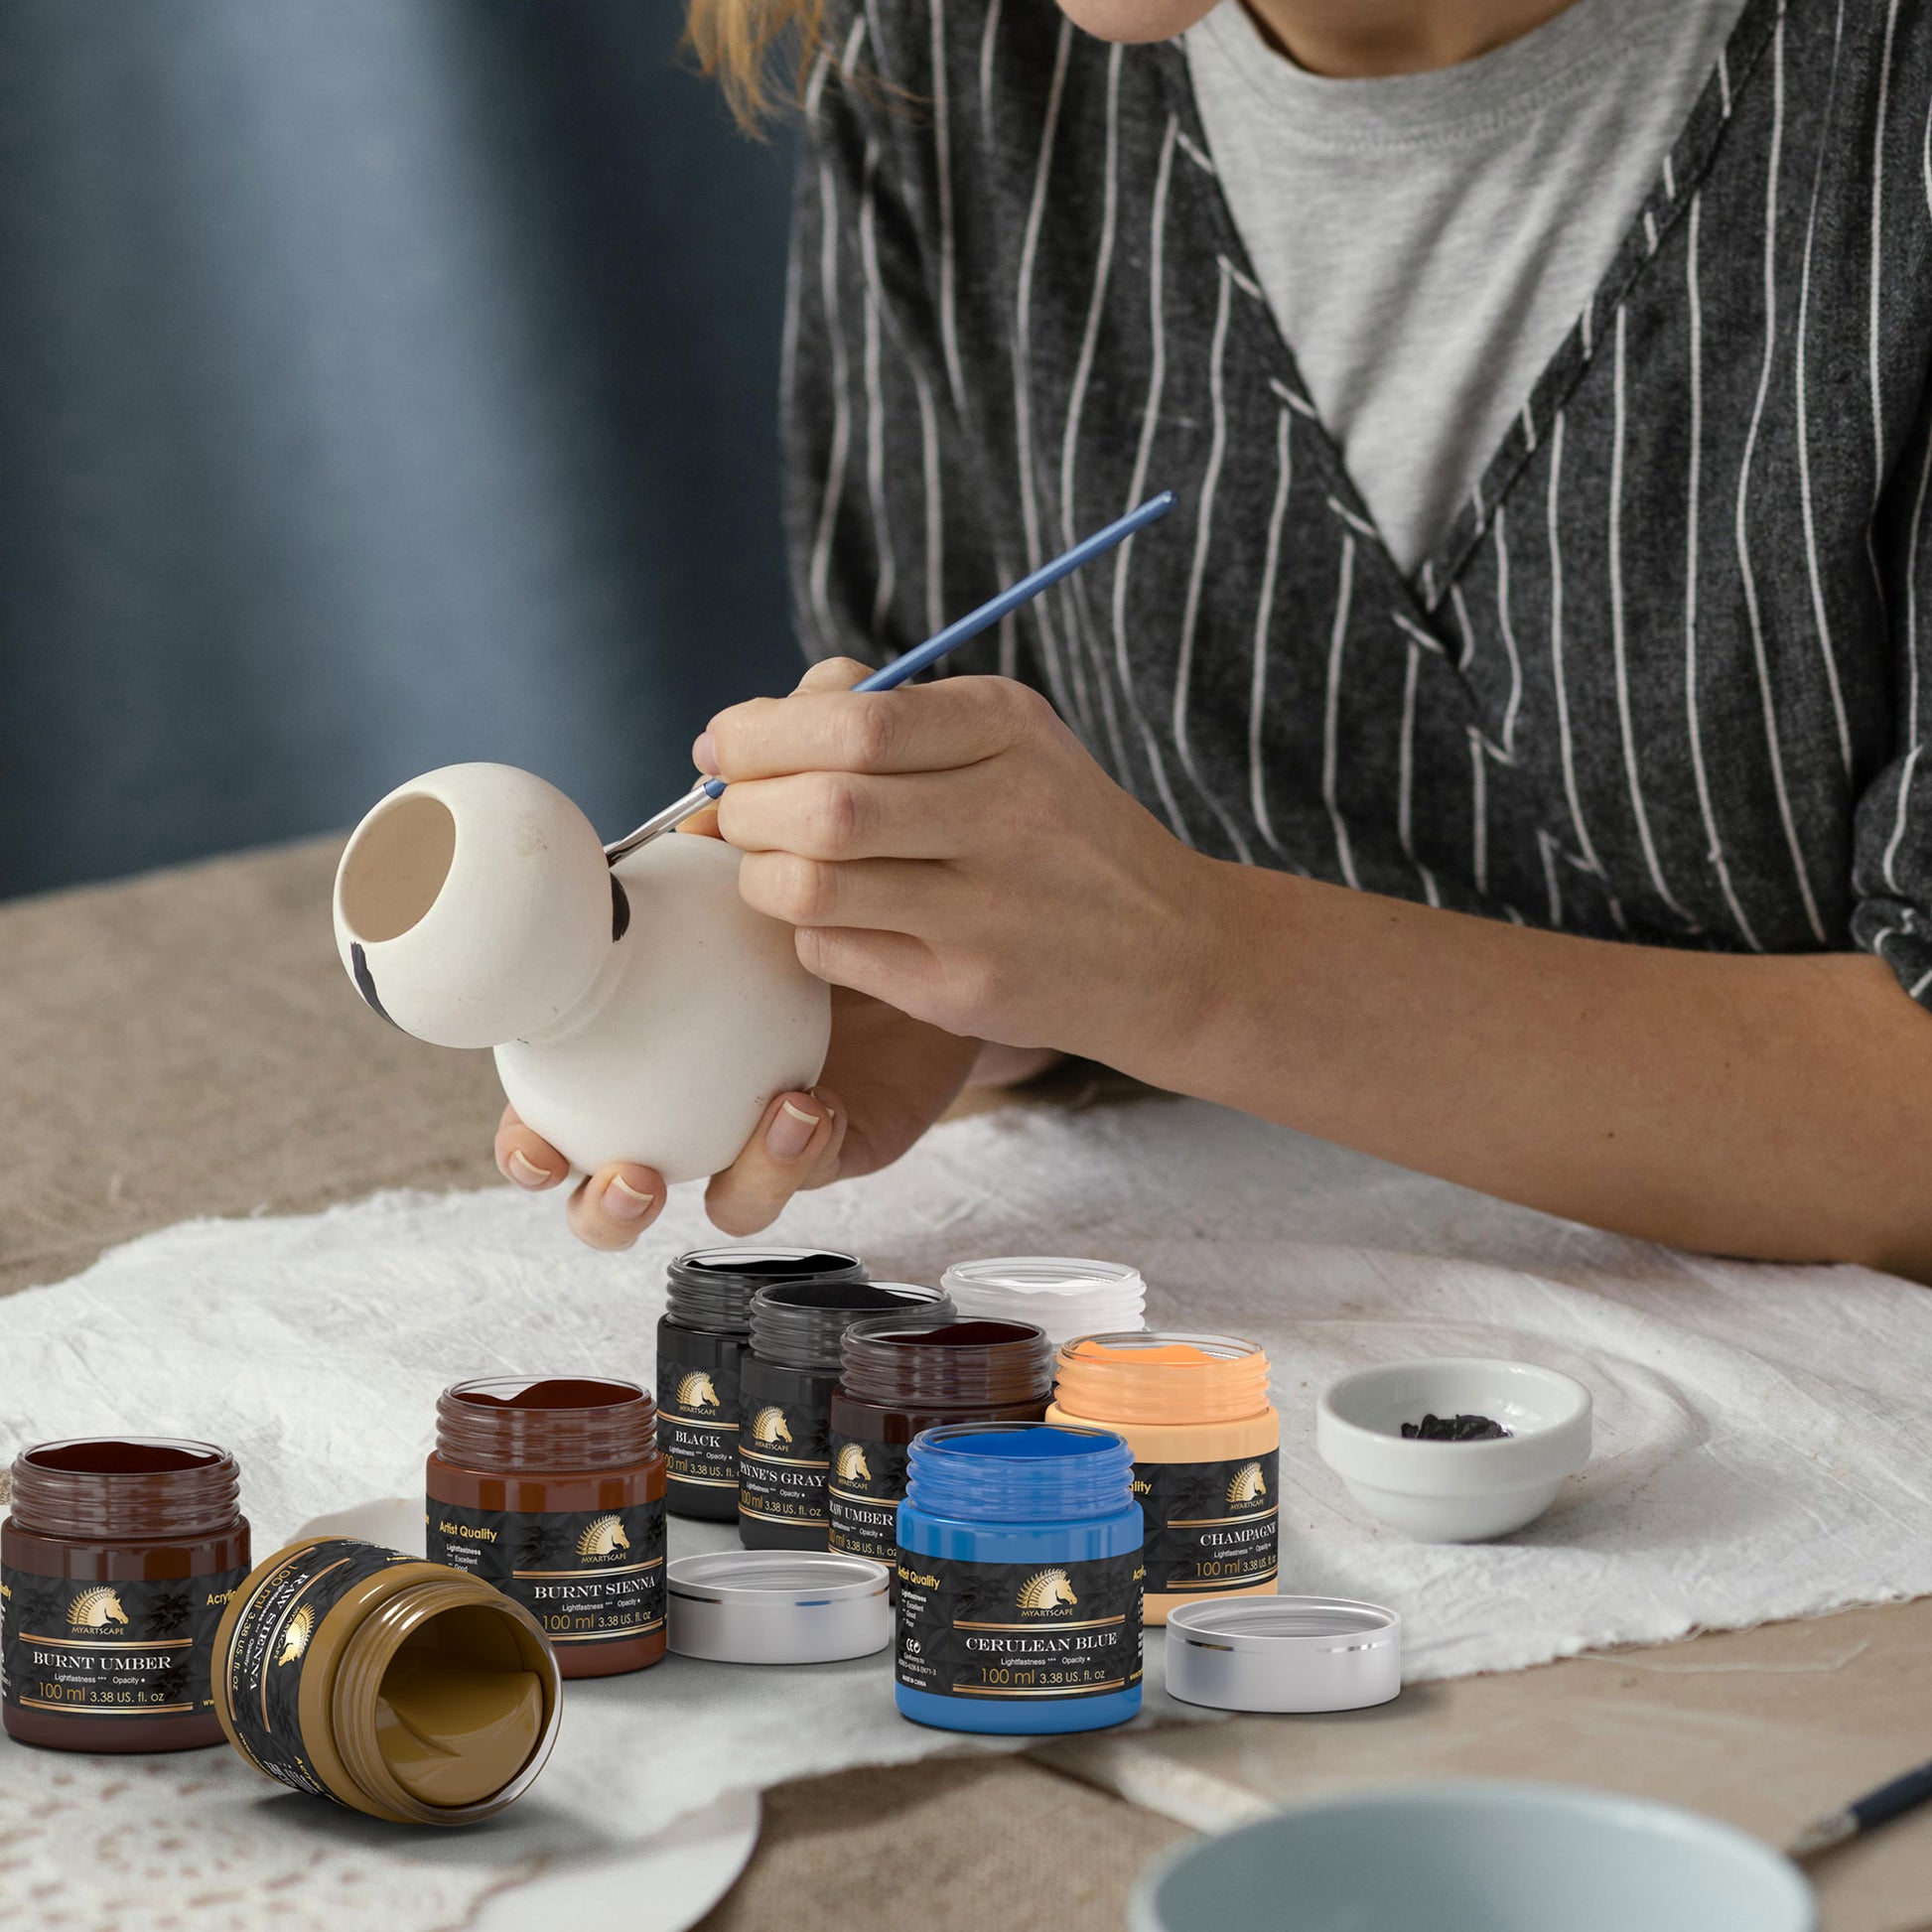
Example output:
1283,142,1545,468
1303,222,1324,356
827,1316,1055,1567
656,1248,868,1521
739,1282,948,1550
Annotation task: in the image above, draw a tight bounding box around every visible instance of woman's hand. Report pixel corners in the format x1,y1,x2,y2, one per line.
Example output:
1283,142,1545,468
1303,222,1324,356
493,985,980,1249
489,654,1176,1251
702,658,1218,1061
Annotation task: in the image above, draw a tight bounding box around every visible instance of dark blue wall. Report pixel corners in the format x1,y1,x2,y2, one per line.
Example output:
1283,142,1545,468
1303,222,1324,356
0,1,799,897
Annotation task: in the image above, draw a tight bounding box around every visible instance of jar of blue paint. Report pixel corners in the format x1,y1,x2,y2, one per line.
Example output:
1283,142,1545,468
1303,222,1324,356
894,1422,1143,1734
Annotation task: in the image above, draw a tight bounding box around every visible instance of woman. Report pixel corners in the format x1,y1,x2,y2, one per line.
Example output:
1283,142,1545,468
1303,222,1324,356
496,0,1932,1278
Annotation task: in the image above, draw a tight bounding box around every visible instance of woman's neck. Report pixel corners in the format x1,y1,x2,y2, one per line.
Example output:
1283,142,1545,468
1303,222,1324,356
1239,0,1580,75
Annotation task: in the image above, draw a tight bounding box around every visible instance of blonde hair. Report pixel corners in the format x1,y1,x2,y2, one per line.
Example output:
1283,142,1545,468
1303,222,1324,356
684,0,829,131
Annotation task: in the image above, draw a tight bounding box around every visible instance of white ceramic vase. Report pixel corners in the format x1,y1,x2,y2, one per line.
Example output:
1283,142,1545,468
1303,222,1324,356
332,762,831,1184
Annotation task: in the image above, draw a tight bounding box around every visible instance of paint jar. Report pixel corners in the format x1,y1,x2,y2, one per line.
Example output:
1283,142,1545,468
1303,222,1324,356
739,1281,948,1550
657,1247,869,1520
425,1376,666,1677
2,1438,250,1753
1047,1332,1279,1625
895,1422,1143,1735
938,1257,1148,1347
827,1315,1054,1566
213,1537,561,1826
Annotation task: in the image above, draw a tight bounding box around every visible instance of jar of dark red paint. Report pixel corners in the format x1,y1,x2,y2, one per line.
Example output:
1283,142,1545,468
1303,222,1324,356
425,1376,666,1678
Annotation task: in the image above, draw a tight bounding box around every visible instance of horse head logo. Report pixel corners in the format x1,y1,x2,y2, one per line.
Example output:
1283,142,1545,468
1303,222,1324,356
276,1604,315,1666
675,1370,720,1413
751,1406,793,1448
577,1514,631,1559
1017,1569,1078,1611
67,1586,128,1629
1227,1461,1268,1506
834,1443,872,1484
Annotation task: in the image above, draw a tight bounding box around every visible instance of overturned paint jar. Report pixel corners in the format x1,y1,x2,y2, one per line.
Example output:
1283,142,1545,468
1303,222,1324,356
895,1422,1143,1736
2,1438,251,1753
657,1247,869,1521
1047,1332,1279,1625
426,1376,666,1677
739,1281,948,1550
827,1315,1054,1567
213,1537,561,1825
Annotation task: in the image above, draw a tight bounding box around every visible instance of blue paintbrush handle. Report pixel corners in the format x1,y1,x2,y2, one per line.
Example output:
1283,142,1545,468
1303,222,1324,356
1853,1758,1932,1834
687,489,1176,805
1790,1752,1932,1860
855,488,1176,692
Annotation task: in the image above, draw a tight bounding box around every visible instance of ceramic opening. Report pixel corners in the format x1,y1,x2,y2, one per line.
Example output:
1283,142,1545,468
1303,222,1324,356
339,793,457,943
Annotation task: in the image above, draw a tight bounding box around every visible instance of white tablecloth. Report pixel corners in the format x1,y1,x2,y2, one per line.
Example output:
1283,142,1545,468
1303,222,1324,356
4,1096,1928,1928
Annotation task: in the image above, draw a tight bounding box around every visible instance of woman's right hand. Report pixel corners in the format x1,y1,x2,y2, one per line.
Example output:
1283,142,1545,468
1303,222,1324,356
492,985,982,1250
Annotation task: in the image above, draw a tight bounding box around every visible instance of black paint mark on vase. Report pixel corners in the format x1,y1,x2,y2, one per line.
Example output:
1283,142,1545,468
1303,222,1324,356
349,942,400,1030
611,876,631,944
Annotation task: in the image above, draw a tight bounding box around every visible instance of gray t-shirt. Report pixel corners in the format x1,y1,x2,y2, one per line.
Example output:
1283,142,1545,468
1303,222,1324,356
1184,0,1746,572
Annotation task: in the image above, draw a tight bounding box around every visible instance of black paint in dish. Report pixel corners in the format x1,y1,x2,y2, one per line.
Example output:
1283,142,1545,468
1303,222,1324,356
1401,1413,1512,1442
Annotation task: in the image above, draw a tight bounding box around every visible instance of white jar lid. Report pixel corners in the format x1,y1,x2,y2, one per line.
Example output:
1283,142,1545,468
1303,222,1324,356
939,1256,1148,1345
1163,1596,1402,1713
666,1551,893,1665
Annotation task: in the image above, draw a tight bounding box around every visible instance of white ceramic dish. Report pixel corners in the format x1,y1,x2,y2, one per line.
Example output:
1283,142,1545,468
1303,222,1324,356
1315,1357,1591,1541
1129,1782,1815,1932
474,1789,760,1932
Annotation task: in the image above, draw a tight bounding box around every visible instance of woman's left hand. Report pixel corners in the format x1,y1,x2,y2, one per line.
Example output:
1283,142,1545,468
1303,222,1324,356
702,659,1222,1063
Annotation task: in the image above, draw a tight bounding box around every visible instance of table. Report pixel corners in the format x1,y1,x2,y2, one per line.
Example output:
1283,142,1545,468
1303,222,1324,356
2,838,1926,1932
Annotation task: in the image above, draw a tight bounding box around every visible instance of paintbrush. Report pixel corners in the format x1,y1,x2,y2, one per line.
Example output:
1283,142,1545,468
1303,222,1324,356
603,489,1176,861
1788,1754,1932,1861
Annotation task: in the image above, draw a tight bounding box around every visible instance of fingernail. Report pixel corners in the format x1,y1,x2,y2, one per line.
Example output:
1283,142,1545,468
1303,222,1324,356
507,1150,555,1189
694,731,719,776
765,1099,820,1162
603,1173,654,1221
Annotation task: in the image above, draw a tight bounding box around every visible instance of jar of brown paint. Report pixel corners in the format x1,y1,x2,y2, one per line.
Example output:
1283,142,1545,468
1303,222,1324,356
426,1377,666,1677
826,1315,1055,1566
2,1438,250,1753
213,1536,562,1825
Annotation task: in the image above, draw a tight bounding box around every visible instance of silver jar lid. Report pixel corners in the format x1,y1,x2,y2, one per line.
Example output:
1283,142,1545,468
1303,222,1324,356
1163,1595,1401,1713
666,1551,893,1665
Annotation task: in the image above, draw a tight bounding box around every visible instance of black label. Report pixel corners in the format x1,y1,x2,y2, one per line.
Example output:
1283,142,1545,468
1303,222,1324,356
826,1435,908,1562
658,1343,741,1493
738,1395,831,1528
2,1564,248,1723
896,1550,1144,1702
427,1499,665,1646
1136,1449,1280,1595
223,1539,418,1800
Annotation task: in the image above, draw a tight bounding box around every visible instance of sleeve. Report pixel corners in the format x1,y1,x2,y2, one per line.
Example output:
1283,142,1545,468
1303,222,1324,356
778,4,1020,685
1851,406,1932,1006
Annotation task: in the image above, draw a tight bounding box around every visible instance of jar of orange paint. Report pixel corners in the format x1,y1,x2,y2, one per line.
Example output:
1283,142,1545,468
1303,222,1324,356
1046,1333,1279,1625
